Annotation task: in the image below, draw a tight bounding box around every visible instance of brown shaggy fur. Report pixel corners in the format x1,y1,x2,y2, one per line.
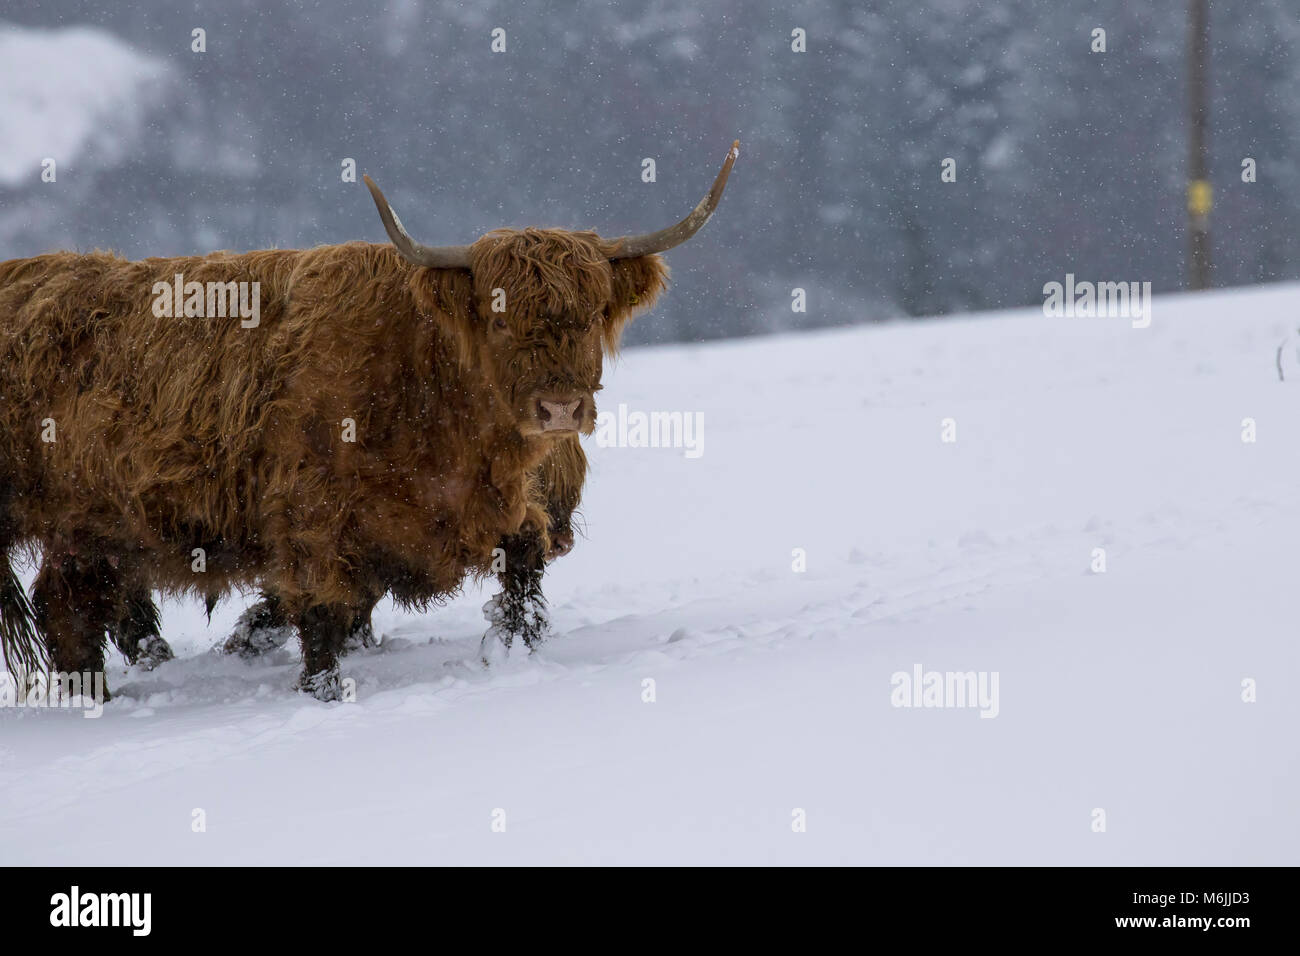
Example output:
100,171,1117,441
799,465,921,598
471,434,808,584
0,235,667,695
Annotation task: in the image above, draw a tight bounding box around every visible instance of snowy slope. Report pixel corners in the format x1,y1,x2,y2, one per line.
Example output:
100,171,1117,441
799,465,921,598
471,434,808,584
3,284,1299,865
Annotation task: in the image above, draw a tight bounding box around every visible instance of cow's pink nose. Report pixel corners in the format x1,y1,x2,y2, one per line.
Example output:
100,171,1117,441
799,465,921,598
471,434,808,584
537,397,584,432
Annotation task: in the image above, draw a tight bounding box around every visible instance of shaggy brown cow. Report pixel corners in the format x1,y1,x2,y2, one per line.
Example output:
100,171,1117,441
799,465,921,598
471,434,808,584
0,141,737,699
117,434,587,665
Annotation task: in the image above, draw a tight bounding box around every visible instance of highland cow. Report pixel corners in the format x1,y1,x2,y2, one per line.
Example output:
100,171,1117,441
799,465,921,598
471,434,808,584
0,141,737,700
117,434,587,666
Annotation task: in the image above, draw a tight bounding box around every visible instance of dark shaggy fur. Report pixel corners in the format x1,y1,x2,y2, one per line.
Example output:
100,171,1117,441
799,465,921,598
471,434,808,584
0,236,666,697
216,434,586,660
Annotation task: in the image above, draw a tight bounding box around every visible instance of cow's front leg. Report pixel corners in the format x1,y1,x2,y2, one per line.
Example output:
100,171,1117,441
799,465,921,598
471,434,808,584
481,526,548,663
296,603,353,701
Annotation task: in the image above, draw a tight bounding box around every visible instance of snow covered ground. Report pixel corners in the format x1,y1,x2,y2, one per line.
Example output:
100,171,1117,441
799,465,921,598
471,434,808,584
3,283,1299,865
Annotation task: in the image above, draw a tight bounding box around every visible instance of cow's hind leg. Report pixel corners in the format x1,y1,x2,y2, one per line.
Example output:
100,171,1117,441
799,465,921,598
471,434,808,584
221,591,295,659
342,590,380,653
32,554,118,700
110,589,173,670
224,589,377,659
481,528,548,662
296,603,353,701
0,492,44,680
0,546,42,681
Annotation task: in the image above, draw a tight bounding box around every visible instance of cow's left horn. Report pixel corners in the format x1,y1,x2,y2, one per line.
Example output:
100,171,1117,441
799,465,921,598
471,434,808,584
608,139,739,259
363,175,472,269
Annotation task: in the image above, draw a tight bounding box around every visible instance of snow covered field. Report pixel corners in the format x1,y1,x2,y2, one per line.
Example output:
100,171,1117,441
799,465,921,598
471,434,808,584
3,283,1299,865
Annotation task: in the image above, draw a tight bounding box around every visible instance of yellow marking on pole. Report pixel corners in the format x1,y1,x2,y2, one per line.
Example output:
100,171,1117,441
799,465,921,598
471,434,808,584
1188,179,1213,217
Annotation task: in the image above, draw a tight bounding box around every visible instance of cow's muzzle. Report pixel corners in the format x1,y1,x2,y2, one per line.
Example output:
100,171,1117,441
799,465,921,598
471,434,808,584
536,395,585,433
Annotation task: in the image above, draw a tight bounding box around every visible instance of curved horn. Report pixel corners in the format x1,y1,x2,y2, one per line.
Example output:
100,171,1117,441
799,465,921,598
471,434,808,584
363,174,472,269
609,139,739,260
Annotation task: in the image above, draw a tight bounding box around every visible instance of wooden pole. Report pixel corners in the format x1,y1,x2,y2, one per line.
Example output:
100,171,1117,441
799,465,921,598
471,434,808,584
1187,0,1212,289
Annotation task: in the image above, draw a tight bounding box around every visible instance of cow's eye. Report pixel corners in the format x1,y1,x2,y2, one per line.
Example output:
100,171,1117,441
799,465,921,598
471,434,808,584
493,318,508,332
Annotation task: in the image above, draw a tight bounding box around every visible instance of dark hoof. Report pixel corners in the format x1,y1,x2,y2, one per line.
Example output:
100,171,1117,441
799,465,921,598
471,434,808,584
342,618,377,654
132,636,174,671
222,602,295,659
480,592,549,662
297,667,341,701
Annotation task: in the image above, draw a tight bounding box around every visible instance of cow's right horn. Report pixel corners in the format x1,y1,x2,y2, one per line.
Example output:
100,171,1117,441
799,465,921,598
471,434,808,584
608,139,739,259
363,175,472,269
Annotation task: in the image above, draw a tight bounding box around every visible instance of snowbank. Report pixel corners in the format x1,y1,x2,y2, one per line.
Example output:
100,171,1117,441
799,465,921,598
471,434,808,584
2,284,1298,864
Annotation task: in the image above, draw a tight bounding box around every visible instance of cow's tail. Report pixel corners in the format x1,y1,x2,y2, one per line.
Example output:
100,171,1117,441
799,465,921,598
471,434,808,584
0,545,44,684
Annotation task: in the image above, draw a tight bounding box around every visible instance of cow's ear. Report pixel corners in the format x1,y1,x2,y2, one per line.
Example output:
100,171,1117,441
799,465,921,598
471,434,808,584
409,267,479,368
604,255,669,355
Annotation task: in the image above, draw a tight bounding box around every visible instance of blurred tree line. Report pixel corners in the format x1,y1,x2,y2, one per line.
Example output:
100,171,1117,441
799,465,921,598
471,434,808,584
2,0,1297,345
